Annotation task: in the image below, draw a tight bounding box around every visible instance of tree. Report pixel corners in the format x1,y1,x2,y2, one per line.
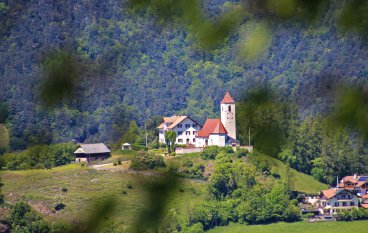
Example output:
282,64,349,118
120,121,142,146
164,131,176,154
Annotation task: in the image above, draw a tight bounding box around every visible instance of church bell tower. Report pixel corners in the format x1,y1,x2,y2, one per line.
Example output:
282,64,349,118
220,90,236,139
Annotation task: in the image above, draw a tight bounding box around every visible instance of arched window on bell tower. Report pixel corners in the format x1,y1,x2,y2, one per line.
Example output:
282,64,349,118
228,105,231,112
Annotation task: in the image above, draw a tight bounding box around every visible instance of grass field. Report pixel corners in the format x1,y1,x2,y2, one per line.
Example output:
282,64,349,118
0,163,206,230
208,221,368,233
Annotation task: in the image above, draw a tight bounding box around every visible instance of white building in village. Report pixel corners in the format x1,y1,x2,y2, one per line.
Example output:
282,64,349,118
157,91,240,147
157,116,202,145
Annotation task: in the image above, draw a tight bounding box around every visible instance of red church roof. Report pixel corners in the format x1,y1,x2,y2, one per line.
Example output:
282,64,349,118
220,90,235,104
196,119,228,138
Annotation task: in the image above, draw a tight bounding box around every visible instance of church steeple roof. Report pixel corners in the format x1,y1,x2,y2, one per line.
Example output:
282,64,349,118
220,90,235,104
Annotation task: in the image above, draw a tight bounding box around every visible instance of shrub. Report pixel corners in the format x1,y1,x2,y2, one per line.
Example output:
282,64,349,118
61,187,68,193
113,162,118,166
183,159,193,167
122,190,127,194
235,148,248,158
130,151,166,170
182,223,204,233
54,195,65,211
270,167,281,179
127,183,133,189
220,146,234,154
200,146,220,160
55,203,65,211
117,159,122,165
8,201,50,232
131,144,147,151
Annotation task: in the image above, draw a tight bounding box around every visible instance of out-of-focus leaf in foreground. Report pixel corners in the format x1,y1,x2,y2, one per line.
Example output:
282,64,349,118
130,0,247,48
238,22,272,61
38,50,84,108
130,172,181,233
71,196,117,233
0,124,9,151
339,0,368,40
330,87,368,139
237,87,294,156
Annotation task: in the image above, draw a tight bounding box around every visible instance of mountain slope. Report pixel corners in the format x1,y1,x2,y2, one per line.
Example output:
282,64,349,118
0,0,367,146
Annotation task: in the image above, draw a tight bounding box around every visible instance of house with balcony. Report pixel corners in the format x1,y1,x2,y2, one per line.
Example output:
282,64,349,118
337,174,368,196
318,188,359,215
361,193,368,209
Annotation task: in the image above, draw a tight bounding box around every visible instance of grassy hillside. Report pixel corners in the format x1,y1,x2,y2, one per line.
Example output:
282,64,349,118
169,151,327,194
248,153,328,194
0,163,206,230
208,221,368,233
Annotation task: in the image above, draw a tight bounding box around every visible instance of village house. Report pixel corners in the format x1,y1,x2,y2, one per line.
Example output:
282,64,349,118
157,90,240,148
337,174,368,196
157,116,202,145
318,188,360,215
74,143,111,163
361,193,368,209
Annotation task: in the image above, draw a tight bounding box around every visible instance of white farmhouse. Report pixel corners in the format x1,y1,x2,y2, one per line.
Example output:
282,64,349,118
318,189,360,215
157,116,202,145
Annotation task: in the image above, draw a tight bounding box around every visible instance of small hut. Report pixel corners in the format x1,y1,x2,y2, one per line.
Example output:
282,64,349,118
74,143,111,163
122,143,131,150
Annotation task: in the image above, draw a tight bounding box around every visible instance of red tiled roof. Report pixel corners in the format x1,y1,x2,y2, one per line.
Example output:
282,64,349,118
362,194,368,199
361,203,368,209
321,189,338,199
220,91,235,104
196,119,227,137
342,176,359,183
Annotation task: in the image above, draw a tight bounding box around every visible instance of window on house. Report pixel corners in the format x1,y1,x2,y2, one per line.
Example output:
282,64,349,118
178,124,182,128
350,202,354,206
228,105,231,112
193,131,196,135
335,202,339,207
343,202,347,206
186,131,190,135
193,138,196,143
178,139,183,143
185,124,190,128
178,131,182,135
192,124,196,127
186,138,189,144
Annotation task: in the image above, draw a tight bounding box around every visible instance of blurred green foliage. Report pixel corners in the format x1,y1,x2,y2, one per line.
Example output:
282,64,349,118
331,87,368,139
237,87,295,156
39,50,84,108
0,125,9,154
131,173,181,233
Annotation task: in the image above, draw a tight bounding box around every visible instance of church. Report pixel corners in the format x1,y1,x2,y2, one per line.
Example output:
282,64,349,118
157,90,240,147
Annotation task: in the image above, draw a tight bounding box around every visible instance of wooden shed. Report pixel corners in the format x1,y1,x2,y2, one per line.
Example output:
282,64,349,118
74,143,111,163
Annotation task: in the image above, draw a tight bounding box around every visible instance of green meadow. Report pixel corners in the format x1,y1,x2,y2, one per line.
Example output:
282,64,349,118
0,163,206,229
208,221,368,233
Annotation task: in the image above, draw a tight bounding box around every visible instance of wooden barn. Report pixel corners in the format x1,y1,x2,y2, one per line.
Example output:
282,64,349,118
74,143,111,163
